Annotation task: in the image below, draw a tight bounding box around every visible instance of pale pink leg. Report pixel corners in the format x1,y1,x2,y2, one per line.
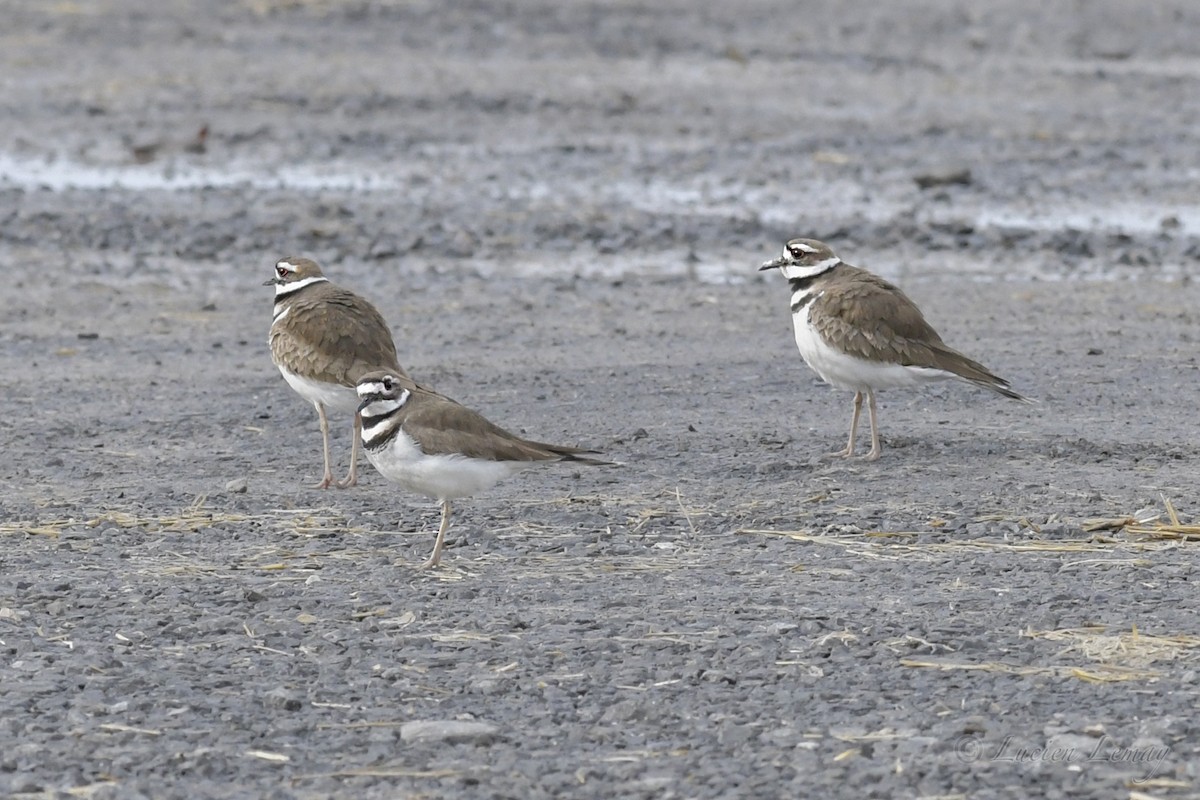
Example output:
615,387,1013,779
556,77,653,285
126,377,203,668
863,390,882,461
830,391,863,458
312,403,336,489
335,413,362,488
420,499,453,569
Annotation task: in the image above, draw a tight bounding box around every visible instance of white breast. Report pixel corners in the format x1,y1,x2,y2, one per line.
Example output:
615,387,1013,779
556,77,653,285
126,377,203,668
278,366,360,414
363,428,528,501
792,303,954,392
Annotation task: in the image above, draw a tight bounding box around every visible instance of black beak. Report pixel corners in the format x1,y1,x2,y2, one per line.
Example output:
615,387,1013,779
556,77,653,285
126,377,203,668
759,255,790,271
357,386,386,413
263,277,280,286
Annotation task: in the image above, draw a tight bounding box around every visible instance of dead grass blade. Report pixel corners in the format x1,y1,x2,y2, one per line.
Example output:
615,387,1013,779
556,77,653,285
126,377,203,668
1023,625,1200,667
899,658,1160,683
737,528,1119,559
1084,496,1200,541
294,767,461,780
901,622,1200,683
742,497,1200,559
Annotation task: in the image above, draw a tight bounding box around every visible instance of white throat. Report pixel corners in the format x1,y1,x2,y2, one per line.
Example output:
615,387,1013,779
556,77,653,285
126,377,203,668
275,275,329,297
360,394,406,418
357,388,410,419
778,256,840,281
360,393,408,443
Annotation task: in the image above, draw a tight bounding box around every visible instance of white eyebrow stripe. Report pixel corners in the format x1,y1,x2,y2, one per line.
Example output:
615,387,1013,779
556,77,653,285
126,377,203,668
357,381,386,397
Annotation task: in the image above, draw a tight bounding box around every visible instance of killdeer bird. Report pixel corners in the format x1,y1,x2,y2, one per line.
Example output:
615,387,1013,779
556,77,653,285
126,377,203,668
759,238,1028,460
265,257,409,489
356,370,610,568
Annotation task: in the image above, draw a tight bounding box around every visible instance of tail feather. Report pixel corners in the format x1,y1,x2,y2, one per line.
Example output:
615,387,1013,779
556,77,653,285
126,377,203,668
930,346,1032,403
526,441,616,466
966,376,1033,403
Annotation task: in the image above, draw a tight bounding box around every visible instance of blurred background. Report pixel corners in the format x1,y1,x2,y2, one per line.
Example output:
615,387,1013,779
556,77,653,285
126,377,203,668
2,0,1198,290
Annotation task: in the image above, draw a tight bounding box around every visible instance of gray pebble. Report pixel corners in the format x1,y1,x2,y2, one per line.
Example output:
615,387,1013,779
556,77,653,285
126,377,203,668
399,719,500,745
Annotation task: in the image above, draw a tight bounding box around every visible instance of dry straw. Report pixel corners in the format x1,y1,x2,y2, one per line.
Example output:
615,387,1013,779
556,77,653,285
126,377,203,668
741,497,1198,683
1082,495,1200,541
740,495,1199,557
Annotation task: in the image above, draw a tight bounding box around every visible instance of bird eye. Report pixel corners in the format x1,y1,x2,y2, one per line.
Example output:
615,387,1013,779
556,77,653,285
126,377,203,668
383,376,393,389
275,265,288,278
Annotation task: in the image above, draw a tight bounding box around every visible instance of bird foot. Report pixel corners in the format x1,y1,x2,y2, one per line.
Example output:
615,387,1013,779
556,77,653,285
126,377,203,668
824,447,883,461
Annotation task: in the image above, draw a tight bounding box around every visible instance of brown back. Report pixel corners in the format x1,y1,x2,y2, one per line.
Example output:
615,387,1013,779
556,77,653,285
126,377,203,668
271,281,407,386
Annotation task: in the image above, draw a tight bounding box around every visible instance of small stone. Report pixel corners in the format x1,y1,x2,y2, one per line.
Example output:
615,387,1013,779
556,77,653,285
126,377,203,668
399,720,500,745
914,167,972,189
224,478,248,494
262,687,302,712
8,776,42,794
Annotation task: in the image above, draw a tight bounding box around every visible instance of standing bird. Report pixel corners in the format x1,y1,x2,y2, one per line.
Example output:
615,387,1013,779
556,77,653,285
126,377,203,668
265,257,409,488
356,370,610,568
759,238,1028,460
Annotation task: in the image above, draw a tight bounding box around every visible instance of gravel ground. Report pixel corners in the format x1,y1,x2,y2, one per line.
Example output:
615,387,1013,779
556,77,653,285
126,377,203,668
2,1,1200,798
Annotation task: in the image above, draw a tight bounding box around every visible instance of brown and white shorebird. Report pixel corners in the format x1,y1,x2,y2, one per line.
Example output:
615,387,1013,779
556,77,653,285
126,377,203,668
356,370,610,568
265,257,409,488
759,238,1029,460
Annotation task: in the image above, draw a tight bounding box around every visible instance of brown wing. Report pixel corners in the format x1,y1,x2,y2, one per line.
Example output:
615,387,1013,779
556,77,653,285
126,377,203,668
396,390,609,464
811,266,1024,397
271,286,406,386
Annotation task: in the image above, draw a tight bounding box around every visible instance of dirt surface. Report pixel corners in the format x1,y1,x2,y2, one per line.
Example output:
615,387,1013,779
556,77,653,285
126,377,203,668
2,1,1200,798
